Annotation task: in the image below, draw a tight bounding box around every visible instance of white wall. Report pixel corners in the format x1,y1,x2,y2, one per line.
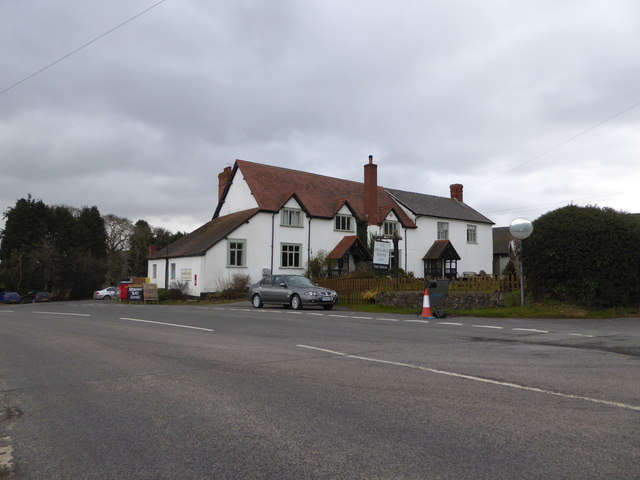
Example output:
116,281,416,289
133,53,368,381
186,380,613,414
217,173,258,216
402,217,493,277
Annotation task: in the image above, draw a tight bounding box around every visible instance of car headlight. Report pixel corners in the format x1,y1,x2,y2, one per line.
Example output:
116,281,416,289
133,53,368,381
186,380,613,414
305,291,319,296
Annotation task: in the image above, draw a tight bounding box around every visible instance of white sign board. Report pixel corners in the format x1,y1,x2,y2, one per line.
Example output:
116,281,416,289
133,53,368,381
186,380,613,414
373,241,391,266
180,268,192,282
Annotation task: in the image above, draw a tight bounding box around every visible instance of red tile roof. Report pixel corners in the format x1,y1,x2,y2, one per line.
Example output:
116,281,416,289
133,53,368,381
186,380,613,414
216,159,416,227
327,235,372,260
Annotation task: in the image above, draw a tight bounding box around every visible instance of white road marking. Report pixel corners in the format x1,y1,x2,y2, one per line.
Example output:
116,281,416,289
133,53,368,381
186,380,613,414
378,318,400,322
0,310,15,313
296,345,640,412
33,311,91,317
437,322,463,326
513,328,549,333
0,436,14,477
569,333,595,338
307,313,324,316
119,317,214,332
352,316,373,320
328,314,350,318
472,325,504,330
406,319,430,324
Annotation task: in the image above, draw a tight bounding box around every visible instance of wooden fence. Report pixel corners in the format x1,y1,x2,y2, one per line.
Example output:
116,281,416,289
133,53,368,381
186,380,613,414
314,276,520,305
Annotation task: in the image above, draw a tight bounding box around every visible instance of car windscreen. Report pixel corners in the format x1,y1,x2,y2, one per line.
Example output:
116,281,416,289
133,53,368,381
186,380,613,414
286,276,315,288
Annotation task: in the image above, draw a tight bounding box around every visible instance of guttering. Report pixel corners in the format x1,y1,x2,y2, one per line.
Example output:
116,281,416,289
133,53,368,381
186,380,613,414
404,227,408,272
308,217,312,264
270,212,276,274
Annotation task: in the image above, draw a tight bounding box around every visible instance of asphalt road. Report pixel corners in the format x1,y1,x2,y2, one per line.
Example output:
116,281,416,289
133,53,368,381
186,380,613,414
0,301,638,479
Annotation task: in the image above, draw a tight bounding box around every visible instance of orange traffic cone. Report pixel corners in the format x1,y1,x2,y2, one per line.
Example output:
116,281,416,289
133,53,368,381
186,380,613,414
419,288,436,319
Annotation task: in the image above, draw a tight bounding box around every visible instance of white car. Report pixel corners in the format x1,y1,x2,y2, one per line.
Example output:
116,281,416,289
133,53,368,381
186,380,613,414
93,286,117,300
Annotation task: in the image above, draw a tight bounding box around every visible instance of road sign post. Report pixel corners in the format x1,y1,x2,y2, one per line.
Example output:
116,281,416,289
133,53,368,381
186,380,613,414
509,218,534,306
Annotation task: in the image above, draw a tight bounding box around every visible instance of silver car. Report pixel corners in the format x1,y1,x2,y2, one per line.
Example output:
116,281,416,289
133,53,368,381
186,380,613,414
93,286,117,300
249,274,338,310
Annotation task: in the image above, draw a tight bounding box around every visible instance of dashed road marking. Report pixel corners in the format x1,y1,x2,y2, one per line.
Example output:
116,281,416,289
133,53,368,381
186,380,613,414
297,345,640,412
33,311,91,317
0,436,14,477
211,307,601,340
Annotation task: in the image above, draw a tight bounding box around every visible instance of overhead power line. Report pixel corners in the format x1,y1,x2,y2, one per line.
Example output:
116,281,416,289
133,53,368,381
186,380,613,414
469,99,640,193
0,0,168,97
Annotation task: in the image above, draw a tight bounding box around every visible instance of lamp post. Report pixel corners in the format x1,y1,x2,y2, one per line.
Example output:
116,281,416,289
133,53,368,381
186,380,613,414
509,217,533,306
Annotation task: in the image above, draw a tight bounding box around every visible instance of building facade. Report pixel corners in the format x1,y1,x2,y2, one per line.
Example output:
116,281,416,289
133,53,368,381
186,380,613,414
148,156,494,297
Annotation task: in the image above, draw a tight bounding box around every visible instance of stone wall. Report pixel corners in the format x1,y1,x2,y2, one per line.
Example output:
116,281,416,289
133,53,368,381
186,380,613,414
376,291,505,310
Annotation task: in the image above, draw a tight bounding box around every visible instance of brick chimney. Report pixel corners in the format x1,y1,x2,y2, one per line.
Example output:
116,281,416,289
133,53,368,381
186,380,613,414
218,166,232,202
364,155,378,224
450,183,463,202
148,245,158,257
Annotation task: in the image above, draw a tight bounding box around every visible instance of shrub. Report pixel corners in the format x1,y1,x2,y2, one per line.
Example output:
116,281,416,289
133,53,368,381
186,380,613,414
219,273,250,299
524,205,640,308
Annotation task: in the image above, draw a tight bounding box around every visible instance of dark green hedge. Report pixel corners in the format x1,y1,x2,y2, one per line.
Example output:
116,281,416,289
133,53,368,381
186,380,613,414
524,205,640,308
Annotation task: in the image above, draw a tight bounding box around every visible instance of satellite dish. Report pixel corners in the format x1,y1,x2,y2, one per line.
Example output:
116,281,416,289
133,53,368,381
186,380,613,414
509,217,533,240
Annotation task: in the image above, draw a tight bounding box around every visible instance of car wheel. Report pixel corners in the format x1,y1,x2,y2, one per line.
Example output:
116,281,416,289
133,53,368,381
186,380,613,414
103,295,111,300
290,294,303,310
252,294,263,308
322,304,333,310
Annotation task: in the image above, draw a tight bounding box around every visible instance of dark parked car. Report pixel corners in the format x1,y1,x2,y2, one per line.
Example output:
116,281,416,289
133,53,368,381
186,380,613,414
21,291,51,303
249,274,338,310
0,291,21,304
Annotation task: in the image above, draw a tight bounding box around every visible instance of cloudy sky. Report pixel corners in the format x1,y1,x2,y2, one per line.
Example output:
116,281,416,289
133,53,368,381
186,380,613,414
2,0,639,234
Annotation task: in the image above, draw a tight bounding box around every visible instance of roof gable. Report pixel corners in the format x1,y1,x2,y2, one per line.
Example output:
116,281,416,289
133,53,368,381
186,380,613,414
327,235,372,261
423,240,461,261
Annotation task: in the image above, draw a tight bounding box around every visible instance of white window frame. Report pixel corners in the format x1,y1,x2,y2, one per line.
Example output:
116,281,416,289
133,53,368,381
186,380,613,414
227,239,247,267
335,214,354,232
281,243,302,268
466,224,477,244
170,263,176,280
281,208,303,227
152,264,157,279
383,221,400,236
437,222,449,240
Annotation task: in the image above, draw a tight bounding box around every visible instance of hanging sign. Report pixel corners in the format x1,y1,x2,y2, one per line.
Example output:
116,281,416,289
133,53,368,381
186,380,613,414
373,241,391,270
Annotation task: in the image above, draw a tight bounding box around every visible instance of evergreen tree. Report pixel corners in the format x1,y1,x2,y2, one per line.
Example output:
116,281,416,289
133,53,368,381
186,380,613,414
128,220,154,276
0,195,50,291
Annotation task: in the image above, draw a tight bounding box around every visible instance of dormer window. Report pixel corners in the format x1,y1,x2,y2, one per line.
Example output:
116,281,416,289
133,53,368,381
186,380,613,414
335,215,354,232
383,221,400,236
281,208,303,227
